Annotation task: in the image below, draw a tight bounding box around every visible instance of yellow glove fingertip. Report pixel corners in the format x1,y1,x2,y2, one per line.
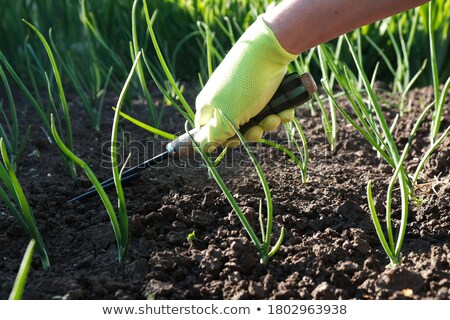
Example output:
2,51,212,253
279,108,295,123
243,125,264,142
193,125,221,153
224,137,241,149
259,114,281,132
205,142,220,153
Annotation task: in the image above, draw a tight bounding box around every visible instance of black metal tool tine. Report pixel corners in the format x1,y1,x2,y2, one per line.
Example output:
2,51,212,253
67,187,99,204
67,171,143,204
68,151,170,203
84,165,140,194
82,151,169,194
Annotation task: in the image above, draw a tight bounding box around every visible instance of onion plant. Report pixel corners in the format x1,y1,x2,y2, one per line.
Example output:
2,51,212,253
0,66,31,168
48,31,113,132
23,41,47,109
79,0,127,76
0,138,50,269
364,9,427,115
51,53,142,262
420,0,450,85
142,50,193,123
367,153,409,267
78,0,126,94
349,1,449,87
290,118,309,182
114,108,177,141
324,36,450,188
20,3,118,133
259,117,309,184
367,10,420,95
9,239,36,300
188,118,285,266
51,114,128,262
197,21,217,80
366,13,427,115
143,1,195,123
145,0,265,77
317,41,342,152
412,125,450,185
130,0,159,126
0,1,80,75
23,20,77,178
291,38,342,154
366,102,435,266
321,41,401,172
0,51,50,134
427,2,450,145
321,34,450,265
136,2,288,263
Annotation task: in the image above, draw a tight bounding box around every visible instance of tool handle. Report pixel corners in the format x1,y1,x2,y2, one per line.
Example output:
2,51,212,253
168,72,317,158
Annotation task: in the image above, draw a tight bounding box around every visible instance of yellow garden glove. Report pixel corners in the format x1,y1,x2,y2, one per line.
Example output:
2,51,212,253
194,14,297,152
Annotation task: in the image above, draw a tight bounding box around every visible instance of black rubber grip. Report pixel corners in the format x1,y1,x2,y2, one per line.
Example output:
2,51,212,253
239,73,313,134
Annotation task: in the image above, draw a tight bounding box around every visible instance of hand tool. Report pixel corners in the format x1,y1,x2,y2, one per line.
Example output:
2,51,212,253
68,72,317,203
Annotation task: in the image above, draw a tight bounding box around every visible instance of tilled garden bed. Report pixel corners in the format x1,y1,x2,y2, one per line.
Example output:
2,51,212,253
0,86,449,299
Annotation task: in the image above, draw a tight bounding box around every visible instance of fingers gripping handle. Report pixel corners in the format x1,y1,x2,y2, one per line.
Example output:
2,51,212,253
239,72,316,133
167,72,317,158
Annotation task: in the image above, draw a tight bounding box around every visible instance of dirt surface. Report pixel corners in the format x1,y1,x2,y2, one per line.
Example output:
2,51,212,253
0,85,449,300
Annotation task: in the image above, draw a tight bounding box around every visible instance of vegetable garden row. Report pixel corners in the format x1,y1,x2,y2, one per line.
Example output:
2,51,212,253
1,0,449,299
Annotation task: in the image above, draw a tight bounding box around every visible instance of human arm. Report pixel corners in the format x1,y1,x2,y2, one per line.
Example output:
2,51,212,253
265,0,431,54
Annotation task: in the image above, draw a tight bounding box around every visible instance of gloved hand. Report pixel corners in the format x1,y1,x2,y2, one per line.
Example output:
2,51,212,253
194,14,298,152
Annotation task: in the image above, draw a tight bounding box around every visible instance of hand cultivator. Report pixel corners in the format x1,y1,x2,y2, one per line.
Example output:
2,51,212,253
68,72,317,203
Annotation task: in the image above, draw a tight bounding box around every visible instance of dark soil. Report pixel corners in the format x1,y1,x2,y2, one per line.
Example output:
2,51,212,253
0,84,449,300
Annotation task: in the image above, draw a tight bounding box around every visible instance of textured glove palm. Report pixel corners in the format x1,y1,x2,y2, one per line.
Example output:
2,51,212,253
194,15,297,152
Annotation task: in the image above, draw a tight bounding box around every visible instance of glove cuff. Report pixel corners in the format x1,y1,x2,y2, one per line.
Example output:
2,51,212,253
258,14,298,65
214,14,297,102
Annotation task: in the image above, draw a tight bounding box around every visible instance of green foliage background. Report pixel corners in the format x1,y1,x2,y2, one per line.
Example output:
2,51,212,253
1,0,449,86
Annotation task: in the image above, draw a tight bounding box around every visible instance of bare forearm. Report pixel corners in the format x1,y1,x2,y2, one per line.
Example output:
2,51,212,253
264,0,430,54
